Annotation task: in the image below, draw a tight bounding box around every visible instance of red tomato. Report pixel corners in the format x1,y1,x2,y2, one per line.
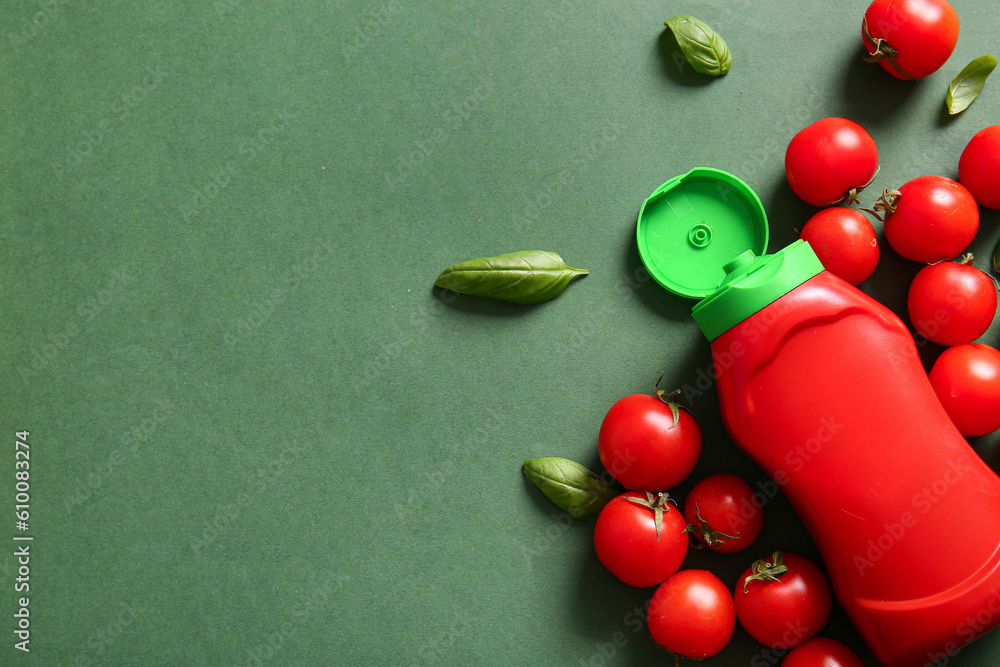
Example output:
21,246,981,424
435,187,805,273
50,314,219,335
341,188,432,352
683,473,763,553
735,552,832,650
785,118,879,207
598,383,701,492
907,256,997,346
862,0,959,80
782,637,865,667
929,343,1000,437
799,208,879,285
881,176,979,263
593,491,688,587
959,125,1000,209
647,570,735,658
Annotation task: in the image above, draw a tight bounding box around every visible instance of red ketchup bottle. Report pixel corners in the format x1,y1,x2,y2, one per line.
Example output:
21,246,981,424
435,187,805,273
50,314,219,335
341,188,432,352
638,169,1000,667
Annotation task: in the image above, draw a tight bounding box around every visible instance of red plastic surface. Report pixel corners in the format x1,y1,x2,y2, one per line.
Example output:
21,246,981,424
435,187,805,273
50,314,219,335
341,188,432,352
712,271,1000,667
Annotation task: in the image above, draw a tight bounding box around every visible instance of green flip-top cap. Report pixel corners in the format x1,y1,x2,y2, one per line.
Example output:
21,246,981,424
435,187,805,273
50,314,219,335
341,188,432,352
637,168,824,341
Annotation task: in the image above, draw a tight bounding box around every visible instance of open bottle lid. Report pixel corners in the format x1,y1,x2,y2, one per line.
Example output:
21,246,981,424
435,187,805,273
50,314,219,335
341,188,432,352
637,168,769,298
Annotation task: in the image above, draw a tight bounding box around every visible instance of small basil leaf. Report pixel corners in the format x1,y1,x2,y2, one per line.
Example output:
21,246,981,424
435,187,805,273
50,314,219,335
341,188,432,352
946,55,997,115
665,15,732,77
993,236,1000,275
434,250,588,304
522,457,617,520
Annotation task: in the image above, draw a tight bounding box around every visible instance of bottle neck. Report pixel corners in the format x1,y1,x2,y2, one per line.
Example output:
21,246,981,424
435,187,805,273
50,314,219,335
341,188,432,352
691,240,825,341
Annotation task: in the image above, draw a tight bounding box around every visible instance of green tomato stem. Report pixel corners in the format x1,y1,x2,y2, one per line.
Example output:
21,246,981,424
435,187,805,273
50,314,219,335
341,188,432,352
862,18,918,80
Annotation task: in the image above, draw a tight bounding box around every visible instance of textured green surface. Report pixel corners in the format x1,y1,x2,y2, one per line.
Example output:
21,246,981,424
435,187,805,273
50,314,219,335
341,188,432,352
2,1,1000,665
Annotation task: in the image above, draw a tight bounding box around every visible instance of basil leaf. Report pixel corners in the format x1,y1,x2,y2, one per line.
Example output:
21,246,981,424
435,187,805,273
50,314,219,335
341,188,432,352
434,250,588,304
522,457,617,520
665,15,732,76
993,236,1000,275
946,55,997,115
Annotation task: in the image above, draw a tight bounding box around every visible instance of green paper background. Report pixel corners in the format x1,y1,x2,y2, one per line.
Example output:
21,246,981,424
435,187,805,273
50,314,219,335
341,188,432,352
2,0,999,665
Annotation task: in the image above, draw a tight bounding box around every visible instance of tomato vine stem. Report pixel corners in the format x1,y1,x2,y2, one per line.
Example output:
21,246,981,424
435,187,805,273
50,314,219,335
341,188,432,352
622,491,677,540
862,18,918,80
859,187,902,222
834,165,881,206
743,551,789,593
653,373,683,431
683,503,741,548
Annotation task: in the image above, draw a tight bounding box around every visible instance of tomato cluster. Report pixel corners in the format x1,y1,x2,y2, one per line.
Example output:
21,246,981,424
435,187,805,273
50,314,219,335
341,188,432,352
587,380,858,661
785,114,1000,438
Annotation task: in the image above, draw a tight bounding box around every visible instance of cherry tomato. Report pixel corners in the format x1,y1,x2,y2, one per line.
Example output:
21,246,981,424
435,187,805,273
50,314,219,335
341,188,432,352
881,176,979,263
907,255,997,346
598,381,701,492
928,343,1000,437
862,0,959,80
647,570,735,659
735,552,832,650
799,208,879,286
593,491,688,587
782,637,865,667
785,118,879,207
683,473,763,553
959,125,1000,209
